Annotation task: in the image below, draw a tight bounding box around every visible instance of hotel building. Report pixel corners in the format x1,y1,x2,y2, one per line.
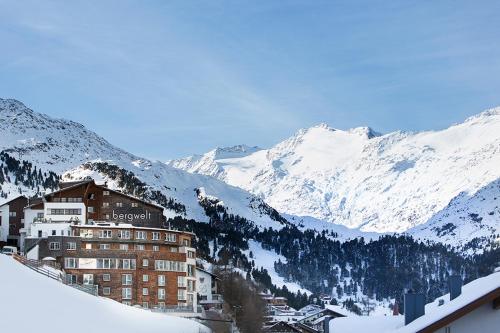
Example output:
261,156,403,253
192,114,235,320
21,179,198,310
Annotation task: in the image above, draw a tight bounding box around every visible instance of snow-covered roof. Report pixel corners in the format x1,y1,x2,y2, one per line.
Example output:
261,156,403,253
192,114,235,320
330,271,500,333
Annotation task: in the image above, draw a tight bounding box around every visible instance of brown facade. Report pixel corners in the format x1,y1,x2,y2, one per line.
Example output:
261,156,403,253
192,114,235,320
34,224,196,308
45,180,165,228
1,196,28,244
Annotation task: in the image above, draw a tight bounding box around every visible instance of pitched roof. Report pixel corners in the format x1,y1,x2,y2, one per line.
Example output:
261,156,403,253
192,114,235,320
0,195,27,207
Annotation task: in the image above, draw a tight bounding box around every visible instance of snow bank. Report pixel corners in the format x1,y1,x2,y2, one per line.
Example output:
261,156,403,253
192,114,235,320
0,255,210,333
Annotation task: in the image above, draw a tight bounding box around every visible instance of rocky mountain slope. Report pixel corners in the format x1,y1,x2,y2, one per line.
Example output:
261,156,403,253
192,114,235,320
167,110,500,245
0,98,286,229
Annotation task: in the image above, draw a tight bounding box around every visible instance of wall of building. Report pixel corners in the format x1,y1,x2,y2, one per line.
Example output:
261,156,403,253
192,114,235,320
434,302,500,333
0,205,9,243
44,202,86,223
197,269,213,302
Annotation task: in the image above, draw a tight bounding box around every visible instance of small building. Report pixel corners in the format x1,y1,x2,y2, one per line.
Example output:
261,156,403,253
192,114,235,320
196,267,223,309
0,195,28,247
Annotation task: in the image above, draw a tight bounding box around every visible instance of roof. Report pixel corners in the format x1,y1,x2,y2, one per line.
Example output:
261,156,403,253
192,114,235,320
195,267,221,280
263,321,302,332
397,271,500,333
329,270,500,333
71,223,195,235
44,179,165,210
0,195,28,208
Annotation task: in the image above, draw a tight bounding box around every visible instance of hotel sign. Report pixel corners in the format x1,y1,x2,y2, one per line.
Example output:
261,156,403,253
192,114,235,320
112,210,152,222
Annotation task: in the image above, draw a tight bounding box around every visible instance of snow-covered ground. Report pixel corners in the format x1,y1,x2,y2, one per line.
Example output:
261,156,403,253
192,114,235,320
243,240,311,295
0,255,211,333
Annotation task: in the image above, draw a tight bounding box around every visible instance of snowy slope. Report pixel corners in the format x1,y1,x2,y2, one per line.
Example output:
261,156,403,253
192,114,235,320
0,255,210,333
168,111,500,243
0,98,287,229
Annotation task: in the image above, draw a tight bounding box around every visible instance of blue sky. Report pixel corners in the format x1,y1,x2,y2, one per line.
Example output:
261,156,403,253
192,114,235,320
1,1,499,160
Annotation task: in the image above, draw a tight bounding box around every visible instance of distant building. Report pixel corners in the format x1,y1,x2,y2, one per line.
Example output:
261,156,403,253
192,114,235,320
196,267,223,309
0,195,28,247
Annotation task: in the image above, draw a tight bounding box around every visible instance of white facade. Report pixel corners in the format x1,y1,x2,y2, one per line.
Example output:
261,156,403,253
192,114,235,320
0,204,9,243
434,302,500,333
196,268,213,302
28,222,72,239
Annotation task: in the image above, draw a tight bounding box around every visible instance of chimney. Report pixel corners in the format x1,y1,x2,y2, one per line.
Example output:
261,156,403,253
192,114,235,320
404,293,425,325
323,315,332,333
449,275,462,301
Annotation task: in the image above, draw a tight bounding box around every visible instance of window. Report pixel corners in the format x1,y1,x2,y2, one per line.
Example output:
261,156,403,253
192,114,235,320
99,230,112,238
105,214,110,220
49,242,60,250
182,239,190,246
83,274,94,285
158,288,165,300
87,193,95,200
142,302,149,309
97,258,114,269
122,288,132,300
131,202,138,208
136,231,146,240
67,197,82,203
66,242,76,250
142,259,149,267
37,212,44,219
38,230,42,238
177,289,186,301
66,274,77,284
119,244,129,251
122,259,136,270
135,244,145,251
142,274,149,282
153,245,159,252
188,294,194,305
187,250,195,258
99,244,111,250
103,287,111,295
103,190,110,196
158,275,166,286
122,301,131,306
158,302,165,309
142,288,149,296
64,258,77,269
102,274,111,281
152,232,160,240
103,202,109,208
170,247,178,253
122,274,132,285
80,229,93,238
51,230,56,236
118,230,131,239
165,233,176,243
85,243,92,250
87,206,94,213
155,260,186,272
177,276,186,288
9,211,17,217
116,202,123,207
187,280,195,292
187,265,195,277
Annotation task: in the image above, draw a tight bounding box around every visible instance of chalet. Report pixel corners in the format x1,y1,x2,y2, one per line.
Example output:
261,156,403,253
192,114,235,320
0,195,28,247
263,321,303,333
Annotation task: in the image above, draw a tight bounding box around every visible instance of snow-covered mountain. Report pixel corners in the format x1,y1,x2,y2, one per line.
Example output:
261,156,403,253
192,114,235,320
167,111,500,245
0,98,286,229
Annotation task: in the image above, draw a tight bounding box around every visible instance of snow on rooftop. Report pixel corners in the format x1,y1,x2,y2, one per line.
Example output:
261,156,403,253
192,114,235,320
330,271,500,333
0,255,210,333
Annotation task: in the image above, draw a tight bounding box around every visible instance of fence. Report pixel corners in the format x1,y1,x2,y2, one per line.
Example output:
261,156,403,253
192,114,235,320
13,254,98,296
